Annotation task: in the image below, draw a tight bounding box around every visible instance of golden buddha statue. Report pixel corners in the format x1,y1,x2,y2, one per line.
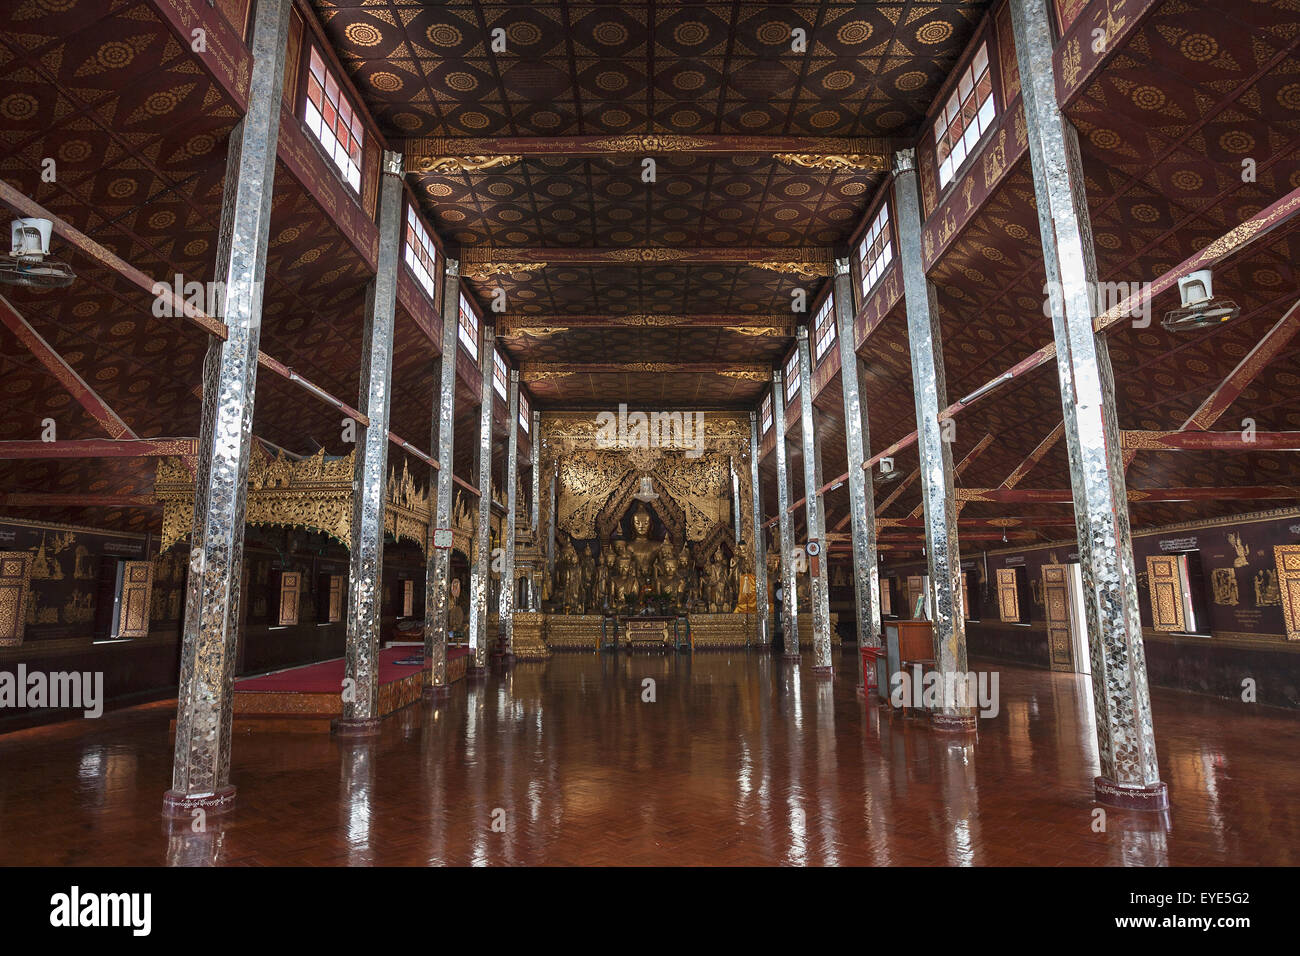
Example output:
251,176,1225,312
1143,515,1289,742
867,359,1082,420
627,503,660,587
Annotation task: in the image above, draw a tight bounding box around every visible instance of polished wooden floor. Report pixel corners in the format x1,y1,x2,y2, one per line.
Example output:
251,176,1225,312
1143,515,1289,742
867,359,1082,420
1,650,1296,866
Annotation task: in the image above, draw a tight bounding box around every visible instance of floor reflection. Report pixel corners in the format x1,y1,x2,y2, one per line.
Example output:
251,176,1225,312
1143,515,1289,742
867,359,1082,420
0,650,1296,865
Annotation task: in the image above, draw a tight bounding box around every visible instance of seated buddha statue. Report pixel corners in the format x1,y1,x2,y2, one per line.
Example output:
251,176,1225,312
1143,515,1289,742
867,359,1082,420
627,504,659,588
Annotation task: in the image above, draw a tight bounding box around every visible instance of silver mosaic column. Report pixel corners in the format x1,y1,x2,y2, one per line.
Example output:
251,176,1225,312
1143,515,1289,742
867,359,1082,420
748,411,770,647
501,369,520,658
530,409,541,609
833,257,882,687
423,258,461,700
337,149,404,737
1011,0,1166,808
795,328,833,674
164,0,292,818
770,369,799,659
894,150,974,732
467,323,495,674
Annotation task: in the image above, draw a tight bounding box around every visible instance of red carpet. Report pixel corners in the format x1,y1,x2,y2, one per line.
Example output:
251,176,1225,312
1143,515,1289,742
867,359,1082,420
235,645,470,694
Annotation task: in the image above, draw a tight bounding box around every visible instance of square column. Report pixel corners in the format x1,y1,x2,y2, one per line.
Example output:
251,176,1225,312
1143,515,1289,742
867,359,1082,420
893,149,974,732
337,150,405,737
467,323,495,674
795,328,833,674
833,258,882,686
164,0,293,818
748,411,770,646
530,409,541,610
1011,0,1166,809
423,258,461,700
770,369,799,659
501,369,520,658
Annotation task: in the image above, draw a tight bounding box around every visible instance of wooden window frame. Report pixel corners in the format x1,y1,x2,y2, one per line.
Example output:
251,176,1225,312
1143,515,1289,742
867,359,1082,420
303,45,364,194
857,203,894,299
458,292,480,361
403,202,439,300
935,42,996,189
812,292,836,362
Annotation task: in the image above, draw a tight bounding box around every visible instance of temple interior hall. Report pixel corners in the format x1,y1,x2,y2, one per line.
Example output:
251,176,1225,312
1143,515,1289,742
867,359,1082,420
1,0,1299,871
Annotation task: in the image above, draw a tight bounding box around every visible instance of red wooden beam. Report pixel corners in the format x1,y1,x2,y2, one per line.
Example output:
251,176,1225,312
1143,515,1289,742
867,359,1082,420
1183,297,1300,430
1121,430,1300,452
0,438,198,459
0,493,159,508
914,432,994,518
955,486,1299,504
1000,422,1064,489
878,516,1080,529
0,293,138,440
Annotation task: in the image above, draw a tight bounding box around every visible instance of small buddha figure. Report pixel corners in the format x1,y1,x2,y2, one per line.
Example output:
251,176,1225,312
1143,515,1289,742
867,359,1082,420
735,551,757,613
593,547,611,613
448,577,465,635
579,544,596,612
655,539,681,607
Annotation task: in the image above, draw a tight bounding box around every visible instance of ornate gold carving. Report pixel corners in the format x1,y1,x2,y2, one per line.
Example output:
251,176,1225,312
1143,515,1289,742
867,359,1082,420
155,446,433,554
723,325,791,337
414,154,522,174
773,152,887,172
717,370,771,381
750,260,834,279
599,248,692,263
520,370,575,382
586,134,714,152
460,261,547,280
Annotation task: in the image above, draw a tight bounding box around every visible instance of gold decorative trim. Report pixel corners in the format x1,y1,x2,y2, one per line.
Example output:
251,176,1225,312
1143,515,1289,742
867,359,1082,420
586,134,714,152
412,154,522,174
750,260,835,279
460,261,547,280
155,446,433,554
773,152,887,172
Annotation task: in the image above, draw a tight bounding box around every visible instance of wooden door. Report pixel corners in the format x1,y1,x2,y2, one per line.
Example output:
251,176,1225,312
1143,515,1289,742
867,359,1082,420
328,574,343,622
278,571,301,626
906,575,924,619
1041,564,1073,671
117,561,153,638
1145,554,1186,632
996,568,1020,622
0,552,32,646
1275,545,1300,641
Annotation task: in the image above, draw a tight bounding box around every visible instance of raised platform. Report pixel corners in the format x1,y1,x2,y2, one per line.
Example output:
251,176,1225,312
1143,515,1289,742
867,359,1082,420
546,614,604,651
797,612,841,649
689,612,756,649
225,644,469,733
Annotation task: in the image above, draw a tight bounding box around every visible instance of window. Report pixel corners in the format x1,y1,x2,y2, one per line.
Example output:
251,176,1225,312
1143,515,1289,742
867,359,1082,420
401,579,414,618
493,349,508,401
760,394,773,434
519,390,530,431
934,43,996,189
858,204,894,298
403,204,438,299
304,46,363,193
784,351,800,403
813,293,836,362
878,575,892,617
458,292,479,360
